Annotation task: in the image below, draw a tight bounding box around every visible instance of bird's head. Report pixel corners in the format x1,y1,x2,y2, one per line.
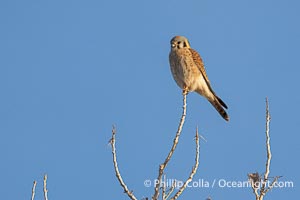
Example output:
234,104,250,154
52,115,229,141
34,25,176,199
170,36,191,50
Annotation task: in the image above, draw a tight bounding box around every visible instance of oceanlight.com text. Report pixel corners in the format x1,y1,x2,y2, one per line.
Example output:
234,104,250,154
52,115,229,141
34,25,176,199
143,178,294,189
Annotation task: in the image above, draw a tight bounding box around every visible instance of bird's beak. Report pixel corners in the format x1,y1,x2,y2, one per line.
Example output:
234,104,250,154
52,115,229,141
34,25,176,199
171,43,176,48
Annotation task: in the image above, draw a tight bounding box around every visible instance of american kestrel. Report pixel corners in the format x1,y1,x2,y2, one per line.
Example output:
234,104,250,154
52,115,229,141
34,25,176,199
169,36,229,121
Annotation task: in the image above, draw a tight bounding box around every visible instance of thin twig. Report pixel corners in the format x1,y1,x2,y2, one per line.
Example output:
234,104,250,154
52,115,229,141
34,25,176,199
258,98,272,200
31,180,37,200
110,126,138,200
152,92,187,200
161,175,166,200
170,127,200,200
249,98,279,200
43,174,48,200
164,180,176,200
265,176,281,194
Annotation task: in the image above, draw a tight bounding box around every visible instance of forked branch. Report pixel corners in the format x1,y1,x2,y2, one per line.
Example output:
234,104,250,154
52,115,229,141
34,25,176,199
152,91,187,200
30,174,48,200
170,128,200,200
110,90,200,200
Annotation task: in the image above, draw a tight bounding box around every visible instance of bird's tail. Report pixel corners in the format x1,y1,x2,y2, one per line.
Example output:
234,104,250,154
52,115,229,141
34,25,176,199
209,96,229,121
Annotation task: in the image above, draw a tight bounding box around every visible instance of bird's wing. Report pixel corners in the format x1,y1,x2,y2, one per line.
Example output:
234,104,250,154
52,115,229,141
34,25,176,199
190,48,211,83
189,48,212,86
190,48,228,109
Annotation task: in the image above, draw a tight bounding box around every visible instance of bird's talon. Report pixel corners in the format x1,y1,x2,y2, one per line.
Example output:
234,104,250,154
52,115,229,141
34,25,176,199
182,87,189,95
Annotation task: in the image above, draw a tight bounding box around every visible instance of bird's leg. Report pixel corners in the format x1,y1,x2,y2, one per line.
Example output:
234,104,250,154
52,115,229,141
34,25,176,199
182,86,189,96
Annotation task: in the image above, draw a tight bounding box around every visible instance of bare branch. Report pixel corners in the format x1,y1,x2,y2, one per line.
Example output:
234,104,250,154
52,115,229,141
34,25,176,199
161,175,166,200
31,180,37,200
152,91,187,200
110,126,138,200
258,97,272,199
265,176,282,193
170,127,200,200
164,180,176,200
43,174,48,200
249,98,280,200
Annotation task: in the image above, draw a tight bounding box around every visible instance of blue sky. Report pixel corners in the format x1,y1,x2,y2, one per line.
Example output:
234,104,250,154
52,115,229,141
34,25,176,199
1,0,299,199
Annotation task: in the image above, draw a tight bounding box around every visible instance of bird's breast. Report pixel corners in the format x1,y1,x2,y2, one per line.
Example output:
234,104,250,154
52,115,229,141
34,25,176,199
169,49,201,91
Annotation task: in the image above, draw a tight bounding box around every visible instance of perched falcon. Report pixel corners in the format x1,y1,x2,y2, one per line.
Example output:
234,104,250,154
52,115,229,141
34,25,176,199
169,36,229,121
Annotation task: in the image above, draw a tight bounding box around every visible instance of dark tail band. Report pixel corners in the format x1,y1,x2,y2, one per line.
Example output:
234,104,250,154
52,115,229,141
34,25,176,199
209,97,229,121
